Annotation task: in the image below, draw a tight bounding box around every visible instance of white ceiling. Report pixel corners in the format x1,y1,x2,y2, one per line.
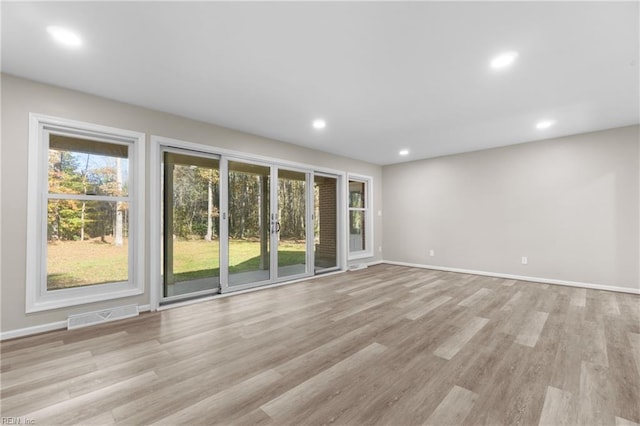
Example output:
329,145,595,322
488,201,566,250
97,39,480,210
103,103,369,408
2,2,638,165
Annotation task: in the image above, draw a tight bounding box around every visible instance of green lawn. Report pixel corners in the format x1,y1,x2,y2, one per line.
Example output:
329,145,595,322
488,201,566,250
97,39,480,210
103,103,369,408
47,238,306,289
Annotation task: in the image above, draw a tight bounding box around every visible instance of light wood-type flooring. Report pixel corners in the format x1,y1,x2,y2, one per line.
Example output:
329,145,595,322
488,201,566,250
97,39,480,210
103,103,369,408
2,264,640,425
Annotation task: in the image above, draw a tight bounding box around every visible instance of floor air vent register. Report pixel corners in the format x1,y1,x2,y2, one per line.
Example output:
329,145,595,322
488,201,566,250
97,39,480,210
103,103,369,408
67,304,139,330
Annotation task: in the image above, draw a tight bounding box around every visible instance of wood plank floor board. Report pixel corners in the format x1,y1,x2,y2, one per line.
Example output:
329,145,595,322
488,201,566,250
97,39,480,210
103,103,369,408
1,350,176,415
334,277,386,294
23,371,160,425
497,302,539,338
619,297,640,330
1,264,638,425
579,361,616,425
408,279,447,294
260,342,387,422
228,408,274,426
273,324,376,377
628,332,640,377
601,291,622,316
604,319,640,423
111,345,295,424
494,312,563,425
581,320,609,366
0,340,64,368
538,386,573,426
330,296,393,322
535,287,565,314
425,385,478,426
353,352,448,425
453,334,515,394
548,309,583,394
475,290,515,320
402,273,445,288
457,287,493,307
150,369,283,425
375,308,458,352
404,295,452,320
0,388,71,418
571,288,587,307
617,417,640,426
1,331,128,372
0,351,97,394
462,341,531,425
434,316,490,360
500,290,523,311
515,311,549,348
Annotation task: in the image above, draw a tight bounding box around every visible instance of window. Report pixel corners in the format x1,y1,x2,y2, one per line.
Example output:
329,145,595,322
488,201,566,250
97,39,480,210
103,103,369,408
26,114,145,312
347,175,373,259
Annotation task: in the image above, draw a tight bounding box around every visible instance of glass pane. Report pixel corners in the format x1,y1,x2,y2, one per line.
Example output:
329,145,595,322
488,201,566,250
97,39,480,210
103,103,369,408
278,169,307,278
163,153,220,298
314,175,338,272
48,134,129,196
349,210,366,252
348,180,365,208
228,161,271,286
47,200,128,290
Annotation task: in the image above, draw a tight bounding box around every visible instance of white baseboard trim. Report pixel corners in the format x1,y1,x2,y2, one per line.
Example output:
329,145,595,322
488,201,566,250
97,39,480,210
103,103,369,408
0,304,152,341
383,260,640,295
0,320,68,341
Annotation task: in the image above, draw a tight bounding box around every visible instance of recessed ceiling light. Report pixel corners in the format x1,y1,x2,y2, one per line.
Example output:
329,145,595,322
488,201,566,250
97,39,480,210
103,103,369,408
536,120,555,130
312,119,326,129
490,51,518,69
47,26,82,47
399,149,409,156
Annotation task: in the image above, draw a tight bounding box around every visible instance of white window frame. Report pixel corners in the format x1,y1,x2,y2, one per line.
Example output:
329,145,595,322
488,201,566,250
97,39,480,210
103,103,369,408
26,114,145,313
347,173,374,260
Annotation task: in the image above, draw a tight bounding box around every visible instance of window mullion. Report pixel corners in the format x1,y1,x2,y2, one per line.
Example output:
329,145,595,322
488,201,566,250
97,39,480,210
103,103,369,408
47,193,130,202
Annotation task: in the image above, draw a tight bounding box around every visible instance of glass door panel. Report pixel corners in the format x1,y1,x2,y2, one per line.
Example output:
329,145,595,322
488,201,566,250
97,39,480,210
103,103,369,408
314,174,338,273
277,169,308,278
163,151,220,299
348,180,366,252
227,160,271,287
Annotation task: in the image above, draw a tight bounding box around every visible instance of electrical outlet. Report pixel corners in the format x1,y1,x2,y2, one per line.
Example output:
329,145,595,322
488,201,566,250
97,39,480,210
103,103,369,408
429,249,435,257
521,256,528,265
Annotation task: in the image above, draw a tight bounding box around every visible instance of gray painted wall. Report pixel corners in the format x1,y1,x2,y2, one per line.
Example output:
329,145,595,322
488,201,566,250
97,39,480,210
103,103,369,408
382,125,639,291
0,74,383,333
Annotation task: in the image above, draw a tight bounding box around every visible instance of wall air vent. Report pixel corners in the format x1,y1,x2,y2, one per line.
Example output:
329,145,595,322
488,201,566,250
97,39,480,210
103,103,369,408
67,304,139,330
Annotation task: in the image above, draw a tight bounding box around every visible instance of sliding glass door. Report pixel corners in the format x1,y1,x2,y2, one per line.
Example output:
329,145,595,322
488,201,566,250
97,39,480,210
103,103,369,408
163,150,220,299
160,148,336,302
276,168,309,279
227,160,272,288
223,163,312,291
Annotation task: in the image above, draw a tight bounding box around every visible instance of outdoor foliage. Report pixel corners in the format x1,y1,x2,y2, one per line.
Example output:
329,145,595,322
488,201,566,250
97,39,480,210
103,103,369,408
170,165,307,242
47,149,128,243
171,164,220,240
